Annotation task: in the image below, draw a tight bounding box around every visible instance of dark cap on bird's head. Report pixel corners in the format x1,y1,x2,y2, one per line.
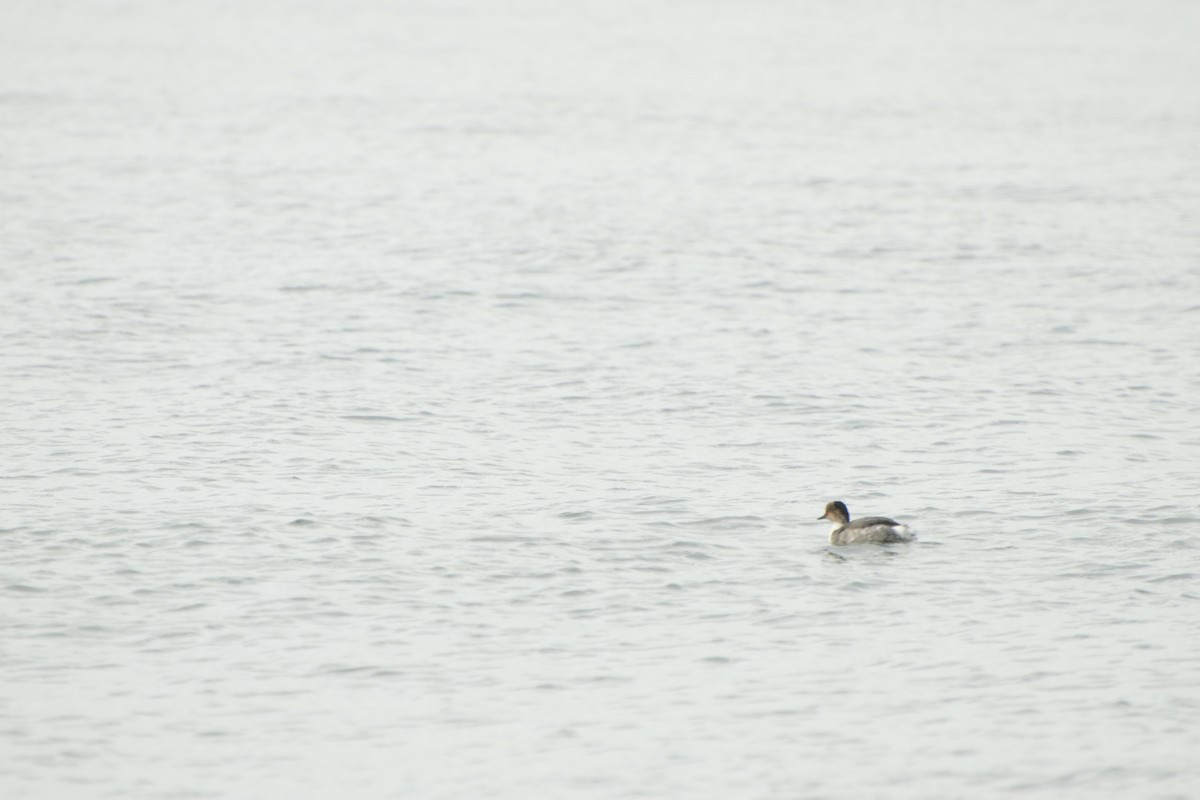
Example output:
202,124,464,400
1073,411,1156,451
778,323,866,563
819,500,850,523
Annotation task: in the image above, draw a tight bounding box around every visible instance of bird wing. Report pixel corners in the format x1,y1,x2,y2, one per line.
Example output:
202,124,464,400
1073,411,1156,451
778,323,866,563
845,516,900,529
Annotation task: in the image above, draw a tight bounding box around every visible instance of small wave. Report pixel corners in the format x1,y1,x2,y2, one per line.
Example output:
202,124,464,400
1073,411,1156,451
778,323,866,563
279,284,333,293
168,603,206,613
468,535,540,543
316,664,376,676
700,655,736,665
64,276,117,286
1147,573,1193,583
694,515,766,528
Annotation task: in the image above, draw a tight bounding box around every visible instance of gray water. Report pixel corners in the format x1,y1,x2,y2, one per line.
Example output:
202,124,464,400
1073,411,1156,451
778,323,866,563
3,0,1200,798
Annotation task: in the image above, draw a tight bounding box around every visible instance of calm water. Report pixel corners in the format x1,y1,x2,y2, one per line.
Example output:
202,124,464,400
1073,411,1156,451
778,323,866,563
3,0,1199,797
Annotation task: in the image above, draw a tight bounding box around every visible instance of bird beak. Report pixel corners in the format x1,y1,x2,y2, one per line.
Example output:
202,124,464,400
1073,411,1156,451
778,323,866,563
817,514,826,520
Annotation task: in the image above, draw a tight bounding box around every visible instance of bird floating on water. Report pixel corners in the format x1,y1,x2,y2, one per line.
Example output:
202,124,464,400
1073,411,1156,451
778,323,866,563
819,500,913,545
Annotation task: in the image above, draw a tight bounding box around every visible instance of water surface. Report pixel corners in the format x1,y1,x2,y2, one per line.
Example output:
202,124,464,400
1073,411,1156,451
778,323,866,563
3,0,1199,797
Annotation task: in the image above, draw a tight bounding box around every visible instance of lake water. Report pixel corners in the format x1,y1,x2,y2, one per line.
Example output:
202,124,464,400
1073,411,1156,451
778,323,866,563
3,0,1199,797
